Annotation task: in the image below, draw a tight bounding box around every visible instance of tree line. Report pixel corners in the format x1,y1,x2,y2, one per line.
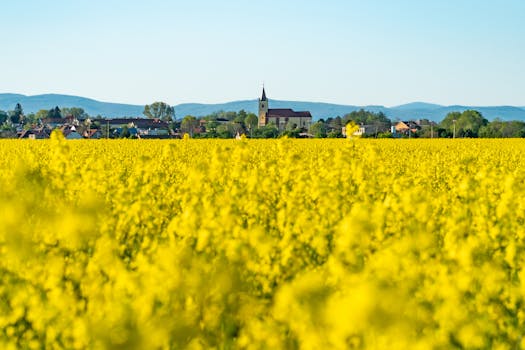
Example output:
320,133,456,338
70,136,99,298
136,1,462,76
2,100,525,139
309,109,525,138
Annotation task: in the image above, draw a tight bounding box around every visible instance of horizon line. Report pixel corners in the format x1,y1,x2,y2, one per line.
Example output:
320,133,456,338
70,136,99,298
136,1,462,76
1,91,524,109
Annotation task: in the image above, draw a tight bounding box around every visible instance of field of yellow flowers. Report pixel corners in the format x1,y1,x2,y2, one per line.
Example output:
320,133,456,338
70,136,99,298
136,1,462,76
1,132,525,349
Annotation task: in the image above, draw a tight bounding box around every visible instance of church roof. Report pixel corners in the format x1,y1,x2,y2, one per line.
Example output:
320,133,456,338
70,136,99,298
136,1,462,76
267,109,312,118
261,88,267,101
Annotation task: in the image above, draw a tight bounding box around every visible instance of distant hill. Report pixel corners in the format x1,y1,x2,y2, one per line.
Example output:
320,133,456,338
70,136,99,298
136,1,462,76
1,93,525,122
175,100,366,121
155,100,525,122
0,93,143,118
392,102,443,111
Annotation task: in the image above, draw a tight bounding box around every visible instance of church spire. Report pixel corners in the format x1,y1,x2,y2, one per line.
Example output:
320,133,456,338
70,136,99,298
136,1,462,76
261,87,267,101
258,86,268,127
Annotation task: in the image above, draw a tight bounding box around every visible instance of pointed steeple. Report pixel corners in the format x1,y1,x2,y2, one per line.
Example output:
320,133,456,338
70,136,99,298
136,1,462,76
261,87,267,101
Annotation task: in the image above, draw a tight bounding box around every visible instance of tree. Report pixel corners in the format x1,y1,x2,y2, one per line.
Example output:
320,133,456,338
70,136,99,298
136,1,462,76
23,113,38,126
9,103,24,124
343,109,390,125
479,119,525,138
218,111,237,121
0,110,8,125
501,121,525,138
143,102,175,122
327,130,343,138
327,116,343,135
216,123,234,138
440,112,460,137
342,109,391,136
180,115,199,136
440,110,488,137
0,122,16,138
457,110,488,137
48,106,62,119
310,121,327,138
35,109,49,122
202,120,219,137
252,124,278,138
244,113,258,137
235,110,248,124
61,107,88,119
283,121,300,137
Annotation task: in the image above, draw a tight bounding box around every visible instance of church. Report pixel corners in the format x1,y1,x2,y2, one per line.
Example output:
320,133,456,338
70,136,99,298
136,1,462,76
258,88,312,130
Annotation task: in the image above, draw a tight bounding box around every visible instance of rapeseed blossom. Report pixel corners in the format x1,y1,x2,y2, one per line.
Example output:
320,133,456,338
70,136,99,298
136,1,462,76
0,138,524,349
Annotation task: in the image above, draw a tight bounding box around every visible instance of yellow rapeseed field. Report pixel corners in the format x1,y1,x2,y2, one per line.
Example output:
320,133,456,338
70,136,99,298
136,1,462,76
1,132,525,349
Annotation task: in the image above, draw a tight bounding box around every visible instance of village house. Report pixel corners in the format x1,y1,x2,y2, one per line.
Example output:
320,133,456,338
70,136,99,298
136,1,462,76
83,129,103,139
352,124,379,137
17,116,173,139
96,118,173,137
342,123,391,137
101,118,171,135
18,126,52,139
395,121,421,135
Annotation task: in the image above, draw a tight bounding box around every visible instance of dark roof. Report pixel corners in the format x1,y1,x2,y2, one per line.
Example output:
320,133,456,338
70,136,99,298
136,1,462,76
400,121,421,129
139,134,177,139
43,118,66,124
103,118,169,128
261,88,267,101
267,109,312,119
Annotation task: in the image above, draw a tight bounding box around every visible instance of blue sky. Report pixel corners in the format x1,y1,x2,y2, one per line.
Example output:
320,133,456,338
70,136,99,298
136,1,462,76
1,0,524,106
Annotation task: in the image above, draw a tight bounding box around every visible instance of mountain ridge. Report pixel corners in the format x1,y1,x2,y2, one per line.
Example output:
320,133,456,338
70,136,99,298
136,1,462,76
1,93,524,122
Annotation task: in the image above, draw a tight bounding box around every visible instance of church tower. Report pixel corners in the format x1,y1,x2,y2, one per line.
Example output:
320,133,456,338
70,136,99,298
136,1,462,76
258,87,268,127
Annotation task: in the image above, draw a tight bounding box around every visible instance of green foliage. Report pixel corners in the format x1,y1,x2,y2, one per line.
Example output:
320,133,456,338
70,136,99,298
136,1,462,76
281,128,303,138
244,113,258,134
310,121,327,138
440,110,488,137
23,113,38,126
143,102,175,122
326,116,343,132
48,106,62,119
61,107,88,119
216,123,234,138
479,119,525,138
377,131,394,138
342,109,391,136
181,115,199,136
326,131,343,138
34,109,49,122
9,103,24,124
204,120,219,136
343,109,391,126
252,124,279,138
0,110,8,125
205,110,239,121
234,109,248,123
